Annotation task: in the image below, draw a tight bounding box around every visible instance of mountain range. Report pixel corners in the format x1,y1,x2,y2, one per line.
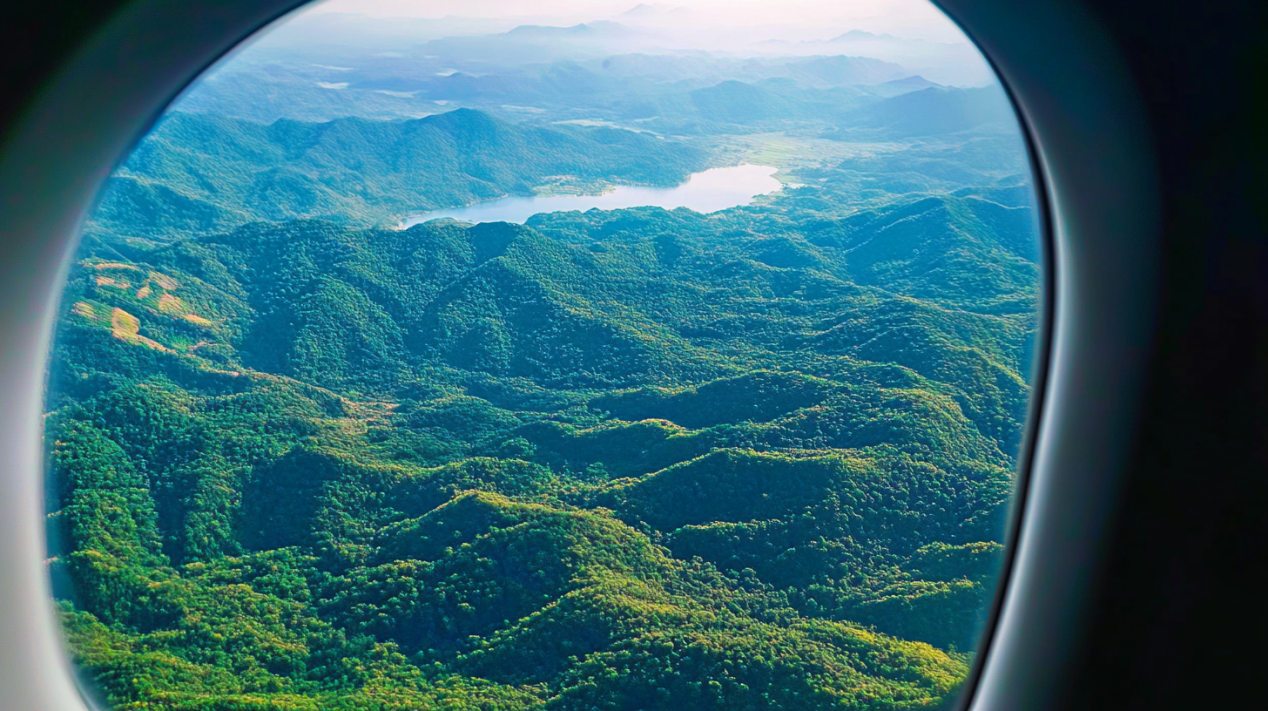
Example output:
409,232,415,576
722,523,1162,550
91,109,706,239
50,152,1038,708
47,23,1040,708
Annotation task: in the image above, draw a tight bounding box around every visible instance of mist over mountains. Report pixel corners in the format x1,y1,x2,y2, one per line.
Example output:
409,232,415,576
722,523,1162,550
178,3,996,125
249,3,992,86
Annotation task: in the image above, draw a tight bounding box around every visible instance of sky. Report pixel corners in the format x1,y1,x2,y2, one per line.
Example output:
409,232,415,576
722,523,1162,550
298,0,972,44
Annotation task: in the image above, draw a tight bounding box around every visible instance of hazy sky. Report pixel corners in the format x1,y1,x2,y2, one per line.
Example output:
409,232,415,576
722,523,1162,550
301,0,971,44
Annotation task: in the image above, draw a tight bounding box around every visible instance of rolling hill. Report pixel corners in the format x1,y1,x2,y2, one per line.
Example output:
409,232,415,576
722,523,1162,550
833,85,1018,138
46,40,1041,704
89,108,707,239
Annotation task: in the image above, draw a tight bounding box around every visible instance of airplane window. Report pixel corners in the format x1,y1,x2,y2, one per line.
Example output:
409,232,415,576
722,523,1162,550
42,1,1044,708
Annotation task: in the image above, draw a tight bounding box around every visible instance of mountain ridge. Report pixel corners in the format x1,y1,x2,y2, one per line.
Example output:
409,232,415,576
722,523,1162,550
49,39,1040,705
91,108,707,239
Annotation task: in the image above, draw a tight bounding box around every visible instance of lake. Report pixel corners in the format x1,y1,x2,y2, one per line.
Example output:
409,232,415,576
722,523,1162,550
399,164,782,228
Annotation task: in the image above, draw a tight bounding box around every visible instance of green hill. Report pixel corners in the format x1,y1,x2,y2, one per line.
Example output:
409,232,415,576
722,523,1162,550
835,86,1017,139
47,101,1040,709
90,108,707,239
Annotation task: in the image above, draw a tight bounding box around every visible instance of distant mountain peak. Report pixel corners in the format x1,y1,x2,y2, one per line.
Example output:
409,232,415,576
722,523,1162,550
415,107,507,135
621,3,688,17
881,75,939,88
829,30,899,42
506,23,568,35
506,21,630,37
421,106,498,122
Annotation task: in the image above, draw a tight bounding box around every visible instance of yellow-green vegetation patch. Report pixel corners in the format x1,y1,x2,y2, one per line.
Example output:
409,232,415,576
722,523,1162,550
109,307,171,352
157,293,185,315
94,275,129,289
149,271,180,290
109,307,139,339
71,301,105,322
86,260,143,272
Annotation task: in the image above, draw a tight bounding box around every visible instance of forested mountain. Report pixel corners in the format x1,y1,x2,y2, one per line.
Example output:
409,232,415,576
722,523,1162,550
90,89,1020,248
49,165,1038,708
47,8,1041,708
90,109,706,239
831,87,1018,139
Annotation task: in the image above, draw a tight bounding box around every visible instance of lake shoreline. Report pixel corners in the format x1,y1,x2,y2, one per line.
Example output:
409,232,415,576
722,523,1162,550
398,164,782,228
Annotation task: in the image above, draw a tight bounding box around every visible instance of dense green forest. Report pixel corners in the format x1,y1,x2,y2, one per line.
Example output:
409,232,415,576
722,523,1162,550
47,15,1040,710
91,109,707,239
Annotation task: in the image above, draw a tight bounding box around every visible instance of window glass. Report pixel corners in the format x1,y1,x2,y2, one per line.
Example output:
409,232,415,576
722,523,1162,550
45,1,1042,709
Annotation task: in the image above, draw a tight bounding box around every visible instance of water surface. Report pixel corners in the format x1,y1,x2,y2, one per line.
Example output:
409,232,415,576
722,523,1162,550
401,164,781,227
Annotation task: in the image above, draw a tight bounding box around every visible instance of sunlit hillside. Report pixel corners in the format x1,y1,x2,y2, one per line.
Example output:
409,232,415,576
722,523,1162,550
47,3,1039,709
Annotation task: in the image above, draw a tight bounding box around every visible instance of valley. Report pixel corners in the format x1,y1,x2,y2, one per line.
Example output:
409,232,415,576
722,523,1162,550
47,6,1041,710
